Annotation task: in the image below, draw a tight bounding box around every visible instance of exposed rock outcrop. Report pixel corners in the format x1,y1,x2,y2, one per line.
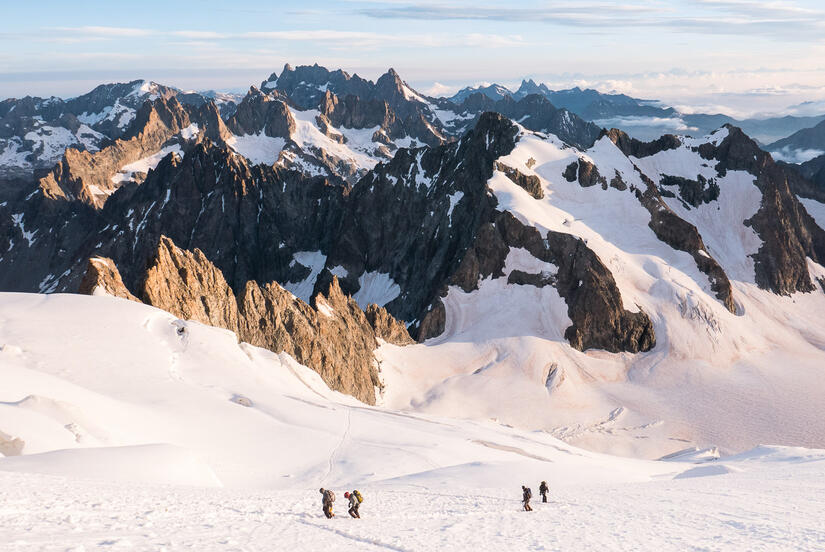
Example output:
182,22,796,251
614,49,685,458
365,304,415,345
603,128,681,158
141,236,240,331
238,277,381,404
0,430,24,456
226,87,296,138
456,94,602,149
634,172,737,313
494,161,543,199
658,174,720,208
77,257,141,302
38,96,197,208
328,112,517,337
79,235,405,404
454,210,656,353
701,126,825,294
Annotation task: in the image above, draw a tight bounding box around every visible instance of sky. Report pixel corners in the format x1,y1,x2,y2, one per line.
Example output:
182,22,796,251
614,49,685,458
2,0,824,117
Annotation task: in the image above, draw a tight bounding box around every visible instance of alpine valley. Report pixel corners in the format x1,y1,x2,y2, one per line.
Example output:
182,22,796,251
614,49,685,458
2,63,825,551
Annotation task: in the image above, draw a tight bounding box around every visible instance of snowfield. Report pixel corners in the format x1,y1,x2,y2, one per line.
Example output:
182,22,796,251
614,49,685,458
3,453,825,551
1,293,825,550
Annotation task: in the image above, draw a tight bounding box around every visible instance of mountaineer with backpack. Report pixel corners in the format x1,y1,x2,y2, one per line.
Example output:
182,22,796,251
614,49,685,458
320,488,336,518
539,481,549,503
345,490,363,518
522,485,533,511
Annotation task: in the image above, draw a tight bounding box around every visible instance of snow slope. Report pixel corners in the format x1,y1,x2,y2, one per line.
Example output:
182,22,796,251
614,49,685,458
3,451,825,551
378,126,825,459
2,292,825,550
0,292,678,489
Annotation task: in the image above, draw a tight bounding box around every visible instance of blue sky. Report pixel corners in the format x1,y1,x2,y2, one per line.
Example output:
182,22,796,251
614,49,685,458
2,0,824,116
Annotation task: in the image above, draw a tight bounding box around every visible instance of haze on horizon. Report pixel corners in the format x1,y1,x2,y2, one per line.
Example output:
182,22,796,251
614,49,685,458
2,0,824,118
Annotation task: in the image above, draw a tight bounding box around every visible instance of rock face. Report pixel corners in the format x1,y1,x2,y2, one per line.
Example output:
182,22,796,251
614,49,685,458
0,80,228,182
454,93,602,149
634,173,737,313
226,87,296,138
37,96,204,208
258,63,446,150
658,175,720,208
575,158,608,189
702,126,825,295
326,112,516,333
364,304,415,345
261,63,374,109
80,235,397,405
494,161,544,199
454,210,656,353
141,236,240,331
239,277,381,403
604,128,681,158
76,257,140,302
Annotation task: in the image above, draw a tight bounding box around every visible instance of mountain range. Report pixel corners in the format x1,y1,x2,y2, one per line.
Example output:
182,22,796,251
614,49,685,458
449,80,825,143
2,63,825,456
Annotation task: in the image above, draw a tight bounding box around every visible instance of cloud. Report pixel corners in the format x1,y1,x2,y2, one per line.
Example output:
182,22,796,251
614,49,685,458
781,100,825,117
770,146,825,164
35,26,524,50
172,31,230,40
693,0,822,18
592,115,697,132
422,81,458,96
353,0,825,41
241,30,523,48
51,26,154,38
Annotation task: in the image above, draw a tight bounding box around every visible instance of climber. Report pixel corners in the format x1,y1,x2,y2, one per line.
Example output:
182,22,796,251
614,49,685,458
320,488,335,518
539,480,549,503
522,485,533,511
345,490,362,518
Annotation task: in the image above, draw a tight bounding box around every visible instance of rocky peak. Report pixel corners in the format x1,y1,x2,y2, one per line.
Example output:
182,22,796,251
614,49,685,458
80,235,407,404
602,128,681,158
682,125,825,296
227,88,296,138
141,235,241,331
700,125,769,177
364,304,415,345
450,209,656,352
372,68,430,118
37,95,195,209
514,78,549,98
463,112,520,159
459,95,601,150
317,90,395,132
77,257,140,302
269,63,372,109
64,80,166,115
376,68,404,90
125,95,191,139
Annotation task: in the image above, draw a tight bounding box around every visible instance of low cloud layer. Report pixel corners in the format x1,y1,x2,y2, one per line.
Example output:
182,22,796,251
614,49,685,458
770,146,825,164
